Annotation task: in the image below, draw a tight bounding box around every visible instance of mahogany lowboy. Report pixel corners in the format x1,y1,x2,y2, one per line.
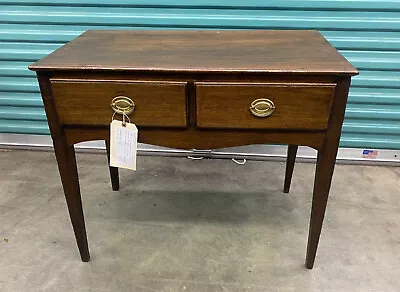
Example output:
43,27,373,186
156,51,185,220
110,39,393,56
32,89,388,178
30,30,358,269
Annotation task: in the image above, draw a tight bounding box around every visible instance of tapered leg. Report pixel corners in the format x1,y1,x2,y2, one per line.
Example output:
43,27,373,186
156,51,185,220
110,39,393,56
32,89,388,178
305,143,339,269
305,78,351,269
105,140,120,191
284,144,298,193
53,139,90,262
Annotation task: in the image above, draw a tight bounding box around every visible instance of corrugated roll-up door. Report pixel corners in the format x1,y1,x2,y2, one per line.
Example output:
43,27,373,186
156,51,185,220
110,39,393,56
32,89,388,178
0,0,399,149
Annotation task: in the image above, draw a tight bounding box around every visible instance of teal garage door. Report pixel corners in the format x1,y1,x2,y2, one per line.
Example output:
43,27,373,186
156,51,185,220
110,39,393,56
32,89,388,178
0,0,399,149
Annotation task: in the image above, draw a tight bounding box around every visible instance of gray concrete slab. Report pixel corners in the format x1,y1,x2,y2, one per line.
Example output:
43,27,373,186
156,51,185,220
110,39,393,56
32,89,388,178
0,149,399,291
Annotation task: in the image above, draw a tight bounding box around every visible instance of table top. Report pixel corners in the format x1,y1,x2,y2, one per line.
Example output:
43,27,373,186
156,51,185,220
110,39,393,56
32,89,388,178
29,30,358,76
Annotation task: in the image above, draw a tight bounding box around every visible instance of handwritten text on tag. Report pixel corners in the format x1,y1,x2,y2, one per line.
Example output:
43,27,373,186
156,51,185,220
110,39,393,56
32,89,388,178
109,120,138,170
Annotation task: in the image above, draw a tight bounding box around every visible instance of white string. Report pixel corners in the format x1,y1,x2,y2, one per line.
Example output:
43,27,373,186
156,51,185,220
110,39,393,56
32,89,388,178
111,112,131,125
187,156,204,160
232,158,247,165
111,112,117,122
187,157,247,164
123,113,131,125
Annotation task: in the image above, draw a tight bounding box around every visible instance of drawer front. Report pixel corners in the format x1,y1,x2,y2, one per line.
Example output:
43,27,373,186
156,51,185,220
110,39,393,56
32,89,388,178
196,82,336,130
51,80,188,127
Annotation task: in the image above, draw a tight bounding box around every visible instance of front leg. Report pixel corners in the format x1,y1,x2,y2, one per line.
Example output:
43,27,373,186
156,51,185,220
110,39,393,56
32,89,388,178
53,138,90,262
305,77,350,269
305,143,338,269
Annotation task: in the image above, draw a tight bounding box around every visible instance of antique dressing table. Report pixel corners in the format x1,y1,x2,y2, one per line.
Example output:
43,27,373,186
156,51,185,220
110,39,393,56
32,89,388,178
29,30,358,269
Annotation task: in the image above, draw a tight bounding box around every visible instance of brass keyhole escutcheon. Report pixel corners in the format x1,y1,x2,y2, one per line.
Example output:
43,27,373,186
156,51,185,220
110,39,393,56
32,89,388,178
111,96,135,115
250,98,275,118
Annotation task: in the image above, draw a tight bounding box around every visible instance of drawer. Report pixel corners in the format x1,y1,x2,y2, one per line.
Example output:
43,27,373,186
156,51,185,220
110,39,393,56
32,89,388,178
196,82,336,130
51,80,188,127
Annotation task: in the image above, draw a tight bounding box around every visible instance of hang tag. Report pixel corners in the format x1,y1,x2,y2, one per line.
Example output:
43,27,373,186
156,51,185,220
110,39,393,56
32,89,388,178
109,120,138,171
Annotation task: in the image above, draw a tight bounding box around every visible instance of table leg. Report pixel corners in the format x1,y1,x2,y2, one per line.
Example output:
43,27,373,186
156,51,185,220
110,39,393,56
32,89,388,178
105,140,120,191
305,142,338,269
53,139,90,262
283,144,298,193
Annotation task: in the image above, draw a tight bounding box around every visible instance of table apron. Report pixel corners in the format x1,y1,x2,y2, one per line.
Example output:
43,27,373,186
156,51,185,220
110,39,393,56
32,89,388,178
64,126,326,150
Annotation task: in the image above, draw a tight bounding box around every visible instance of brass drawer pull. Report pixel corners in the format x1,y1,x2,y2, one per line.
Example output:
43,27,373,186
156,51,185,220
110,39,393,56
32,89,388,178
111,96,135,115
250,98,275,118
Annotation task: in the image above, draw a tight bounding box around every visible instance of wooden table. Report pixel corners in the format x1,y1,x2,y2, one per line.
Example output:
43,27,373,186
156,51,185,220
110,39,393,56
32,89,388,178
29,30,358,269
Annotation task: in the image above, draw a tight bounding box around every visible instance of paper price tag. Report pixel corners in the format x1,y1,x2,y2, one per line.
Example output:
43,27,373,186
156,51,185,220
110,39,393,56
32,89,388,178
109,120,138,170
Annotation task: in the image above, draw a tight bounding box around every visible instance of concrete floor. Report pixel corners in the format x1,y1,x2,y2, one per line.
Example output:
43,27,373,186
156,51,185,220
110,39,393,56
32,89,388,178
0,149,399,292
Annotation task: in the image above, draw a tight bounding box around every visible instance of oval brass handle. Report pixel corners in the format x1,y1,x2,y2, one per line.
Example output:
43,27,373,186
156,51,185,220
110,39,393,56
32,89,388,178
250,98,275,118
111,96,135,115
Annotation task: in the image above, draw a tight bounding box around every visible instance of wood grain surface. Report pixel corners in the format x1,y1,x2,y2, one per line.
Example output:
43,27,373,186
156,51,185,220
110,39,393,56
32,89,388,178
196,82,336,130
51,79,187,127
64,127,325,151
29,30,358,75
